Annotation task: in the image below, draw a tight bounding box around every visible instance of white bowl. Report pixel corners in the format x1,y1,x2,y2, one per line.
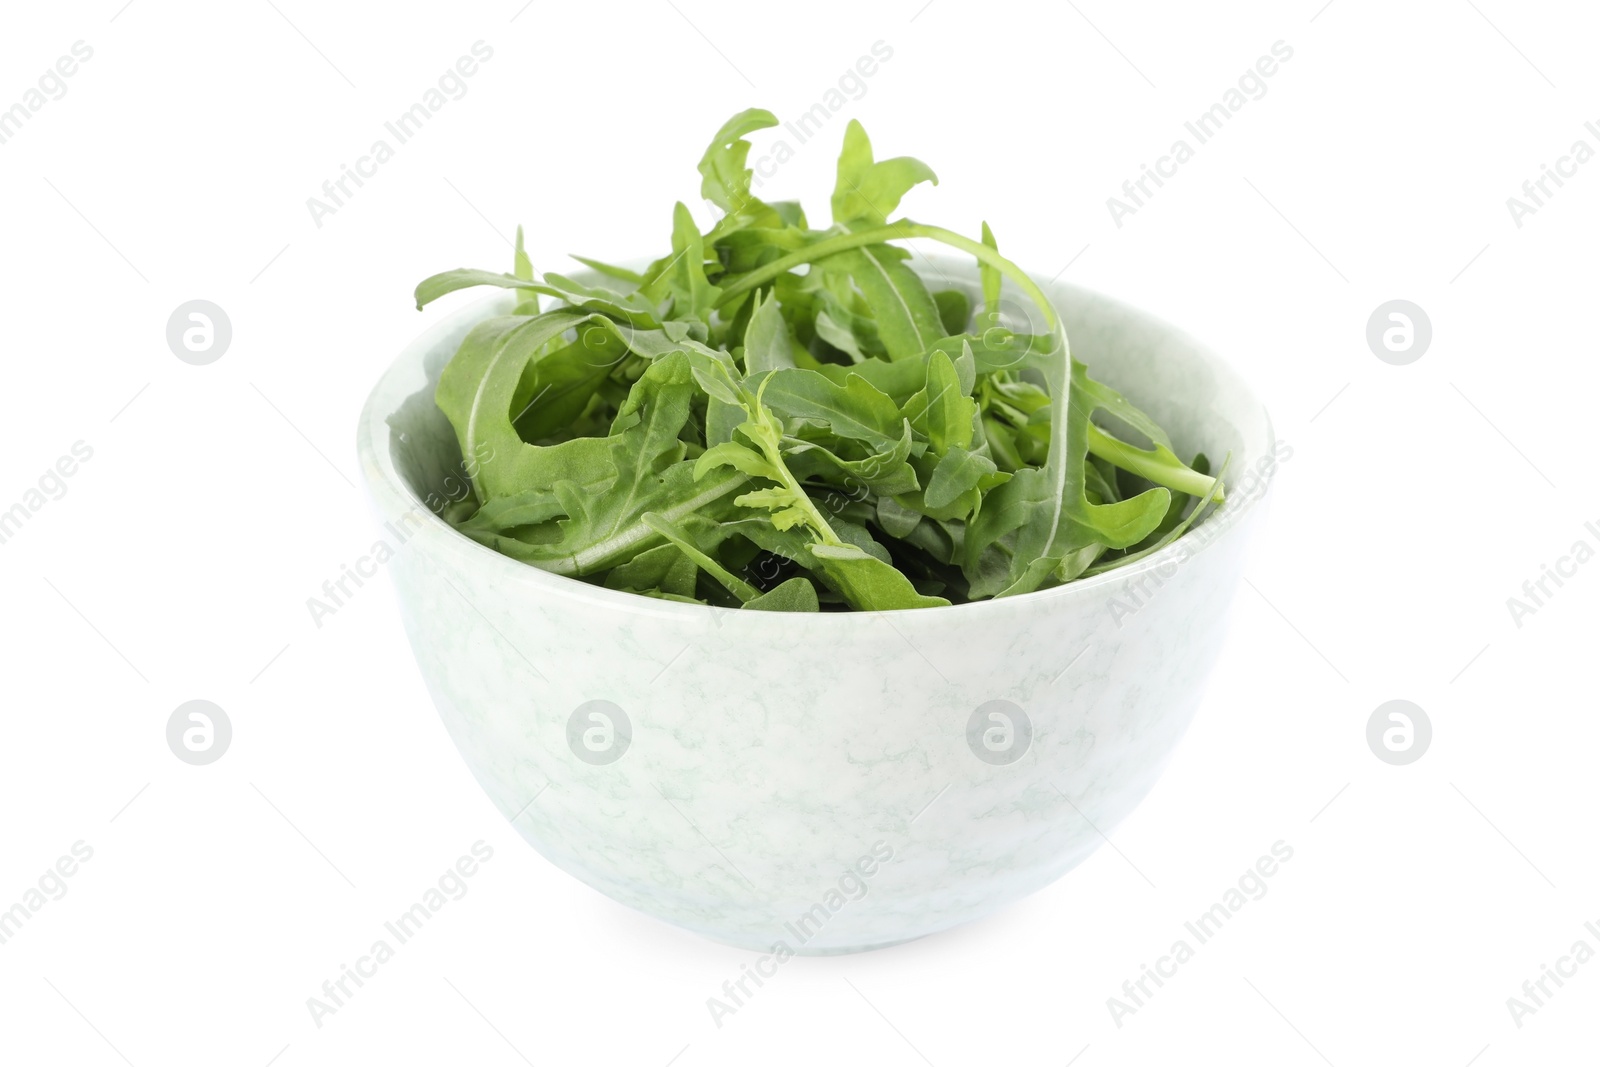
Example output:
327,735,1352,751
357,257,1276,954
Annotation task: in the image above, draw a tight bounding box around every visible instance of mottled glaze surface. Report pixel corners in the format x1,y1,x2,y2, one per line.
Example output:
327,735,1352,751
357,259,1276,953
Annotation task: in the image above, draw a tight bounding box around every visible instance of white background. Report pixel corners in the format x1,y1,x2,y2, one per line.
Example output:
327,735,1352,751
2,1,1597,1064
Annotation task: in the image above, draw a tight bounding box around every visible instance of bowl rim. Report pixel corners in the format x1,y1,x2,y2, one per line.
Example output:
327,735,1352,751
357,259,1276,623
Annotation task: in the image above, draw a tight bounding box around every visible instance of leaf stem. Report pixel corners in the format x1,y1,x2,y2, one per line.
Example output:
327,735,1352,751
1087,424,1225,501
559,470,750,575
745,384,845,547
714,218,1073,547
714,221,1059,335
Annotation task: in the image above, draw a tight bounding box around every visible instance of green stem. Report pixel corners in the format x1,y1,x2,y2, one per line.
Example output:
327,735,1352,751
561,469,749,575
714,218,1075,550
714,221,1059,335
749,407,844,547
1087,424,1225,501
641,513,761,602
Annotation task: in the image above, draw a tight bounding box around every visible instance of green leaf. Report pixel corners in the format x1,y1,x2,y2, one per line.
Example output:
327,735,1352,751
812,355,928,403
755,368,907,450
818,245,943,360
415,269,545,311
640,202,721,322
875,495,923,539
809,544,949,610
1080,375,1175,451
415,268,661,327
510,323,629,442
930,329,1057,375
742,290,796,374
967,358,1171,598
982,414,1026,472
978,221,1001,322
1085,454,1229,577
415,109,1223,612
698,108,779,214
705,395,743,446
435,310,616,501
785,421,920,495
696,440,780,482
920,348,975,454
642,512,760,602
513,226,534,281
606,542,698,598
924,446,996,510
456,486,567,533
569,255,643,285
831,517,893,563
1077,377,1220,501
933,289,971,335
514,352,747,575
830,119,938,226
743,576,819,612
812,309,869,362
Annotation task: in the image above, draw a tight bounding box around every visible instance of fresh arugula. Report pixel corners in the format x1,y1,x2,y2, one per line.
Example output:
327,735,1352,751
414,113,1223,611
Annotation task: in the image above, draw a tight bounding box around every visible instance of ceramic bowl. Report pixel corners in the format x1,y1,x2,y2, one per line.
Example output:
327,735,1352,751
357,257,1276,954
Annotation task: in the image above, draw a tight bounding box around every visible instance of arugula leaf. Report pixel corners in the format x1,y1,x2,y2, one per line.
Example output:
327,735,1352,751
741,290,797,374
817,244,943,360
808,544,950,609
785,422,919,496
510,323,629,442
907,348,975,454
931,328,1057,375
640,202,721,322
435,310,615,501
642,512,760,602
933,289,971,335
415,268,661,328
520,353,747,575
698,108,779,215
812,308,870,362
416,111,1228,610
968,358,1172,599
744,575,819,611
514,225,535,280
924,447,998,510
811,355,928,403
1085,454,1229,576
755,368,907,450
977,220,1001,325
830,119,938,226
456,486,567,533
606,542,700,599
568,255,643,285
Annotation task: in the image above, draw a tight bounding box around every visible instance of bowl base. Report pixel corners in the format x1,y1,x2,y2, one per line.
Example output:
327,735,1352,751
791,934,927,956
705,930,929,956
